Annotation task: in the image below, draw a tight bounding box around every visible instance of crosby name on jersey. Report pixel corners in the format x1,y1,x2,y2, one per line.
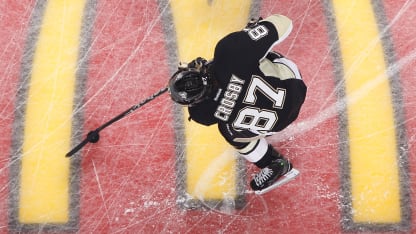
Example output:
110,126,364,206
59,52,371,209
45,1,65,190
214,75,245,122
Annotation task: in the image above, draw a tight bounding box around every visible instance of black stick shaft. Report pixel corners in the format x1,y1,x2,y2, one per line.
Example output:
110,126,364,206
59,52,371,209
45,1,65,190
66,87,168,157
97,87,168,132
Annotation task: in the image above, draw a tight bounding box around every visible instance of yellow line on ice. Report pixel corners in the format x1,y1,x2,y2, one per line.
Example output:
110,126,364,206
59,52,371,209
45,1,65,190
19,0,86,223
170,0,251,199
332,0,401,223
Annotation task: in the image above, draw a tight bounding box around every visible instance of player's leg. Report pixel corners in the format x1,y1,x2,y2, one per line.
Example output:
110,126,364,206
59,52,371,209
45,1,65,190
218,123,298,193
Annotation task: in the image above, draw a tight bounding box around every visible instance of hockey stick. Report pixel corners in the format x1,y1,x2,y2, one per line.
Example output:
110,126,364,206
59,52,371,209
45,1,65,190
65,86,169,157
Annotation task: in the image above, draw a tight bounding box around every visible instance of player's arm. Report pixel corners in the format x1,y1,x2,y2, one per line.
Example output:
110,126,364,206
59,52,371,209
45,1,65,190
257,14,293,47
214,14,293,65
244,14,293,60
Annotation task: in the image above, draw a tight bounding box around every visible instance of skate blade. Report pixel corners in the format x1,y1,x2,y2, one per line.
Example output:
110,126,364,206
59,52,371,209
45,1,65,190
254,168,300,195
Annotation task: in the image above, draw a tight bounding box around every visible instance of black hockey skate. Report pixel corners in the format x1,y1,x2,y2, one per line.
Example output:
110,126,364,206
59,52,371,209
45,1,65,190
250,158,299,195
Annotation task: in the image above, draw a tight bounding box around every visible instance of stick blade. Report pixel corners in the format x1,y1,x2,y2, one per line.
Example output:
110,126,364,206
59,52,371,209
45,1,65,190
65,138,89,158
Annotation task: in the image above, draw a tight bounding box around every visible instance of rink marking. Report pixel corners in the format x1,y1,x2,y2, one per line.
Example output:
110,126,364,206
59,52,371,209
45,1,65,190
169,0,252,203
18,0,86,224
333,0,400,223
329,0,408,229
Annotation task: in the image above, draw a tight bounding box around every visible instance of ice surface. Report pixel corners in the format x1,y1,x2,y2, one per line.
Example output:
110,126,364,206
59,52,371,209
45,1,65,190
0,0,415,233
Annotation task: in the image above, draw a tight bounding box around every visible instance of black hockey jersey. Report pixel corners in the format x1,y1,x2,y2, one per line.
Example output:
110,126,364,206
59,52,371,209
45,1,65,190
188,15,307,135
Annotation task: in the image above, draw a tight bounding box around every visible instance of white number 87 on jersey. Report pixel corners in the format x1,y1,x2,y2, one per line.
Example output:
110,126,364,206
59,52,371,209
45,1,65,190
233,76,286,132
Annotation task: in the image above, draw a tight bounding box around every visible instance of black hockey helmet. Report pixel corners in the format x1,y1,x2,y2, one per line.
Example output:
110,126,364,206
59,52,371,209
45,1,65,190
168,58,213,106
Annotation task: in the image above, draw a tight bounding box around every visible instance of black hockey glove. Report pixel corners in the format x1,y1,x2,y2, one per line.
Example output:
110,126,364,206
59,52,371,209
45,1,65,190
177,57,207,72
245,17,263,29
188,57,207,71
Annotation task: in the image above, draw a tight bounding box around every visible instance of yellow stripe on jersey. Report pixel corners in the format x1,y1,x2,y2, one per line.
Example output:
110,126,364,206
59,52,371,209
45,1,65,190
19,0,86,223
332,0,401,223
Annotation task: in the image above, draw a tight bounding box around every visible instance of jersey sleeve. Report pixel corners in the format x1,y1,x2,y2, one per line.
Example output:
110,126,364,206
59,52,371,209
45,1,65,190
213,14,293,66
259,14,293,48
188,98,218,126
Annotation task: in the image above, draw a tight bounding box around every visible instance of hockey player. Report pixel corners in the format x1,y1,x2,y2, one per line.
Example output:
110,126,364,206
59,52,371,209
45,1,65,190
168,14,307,194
